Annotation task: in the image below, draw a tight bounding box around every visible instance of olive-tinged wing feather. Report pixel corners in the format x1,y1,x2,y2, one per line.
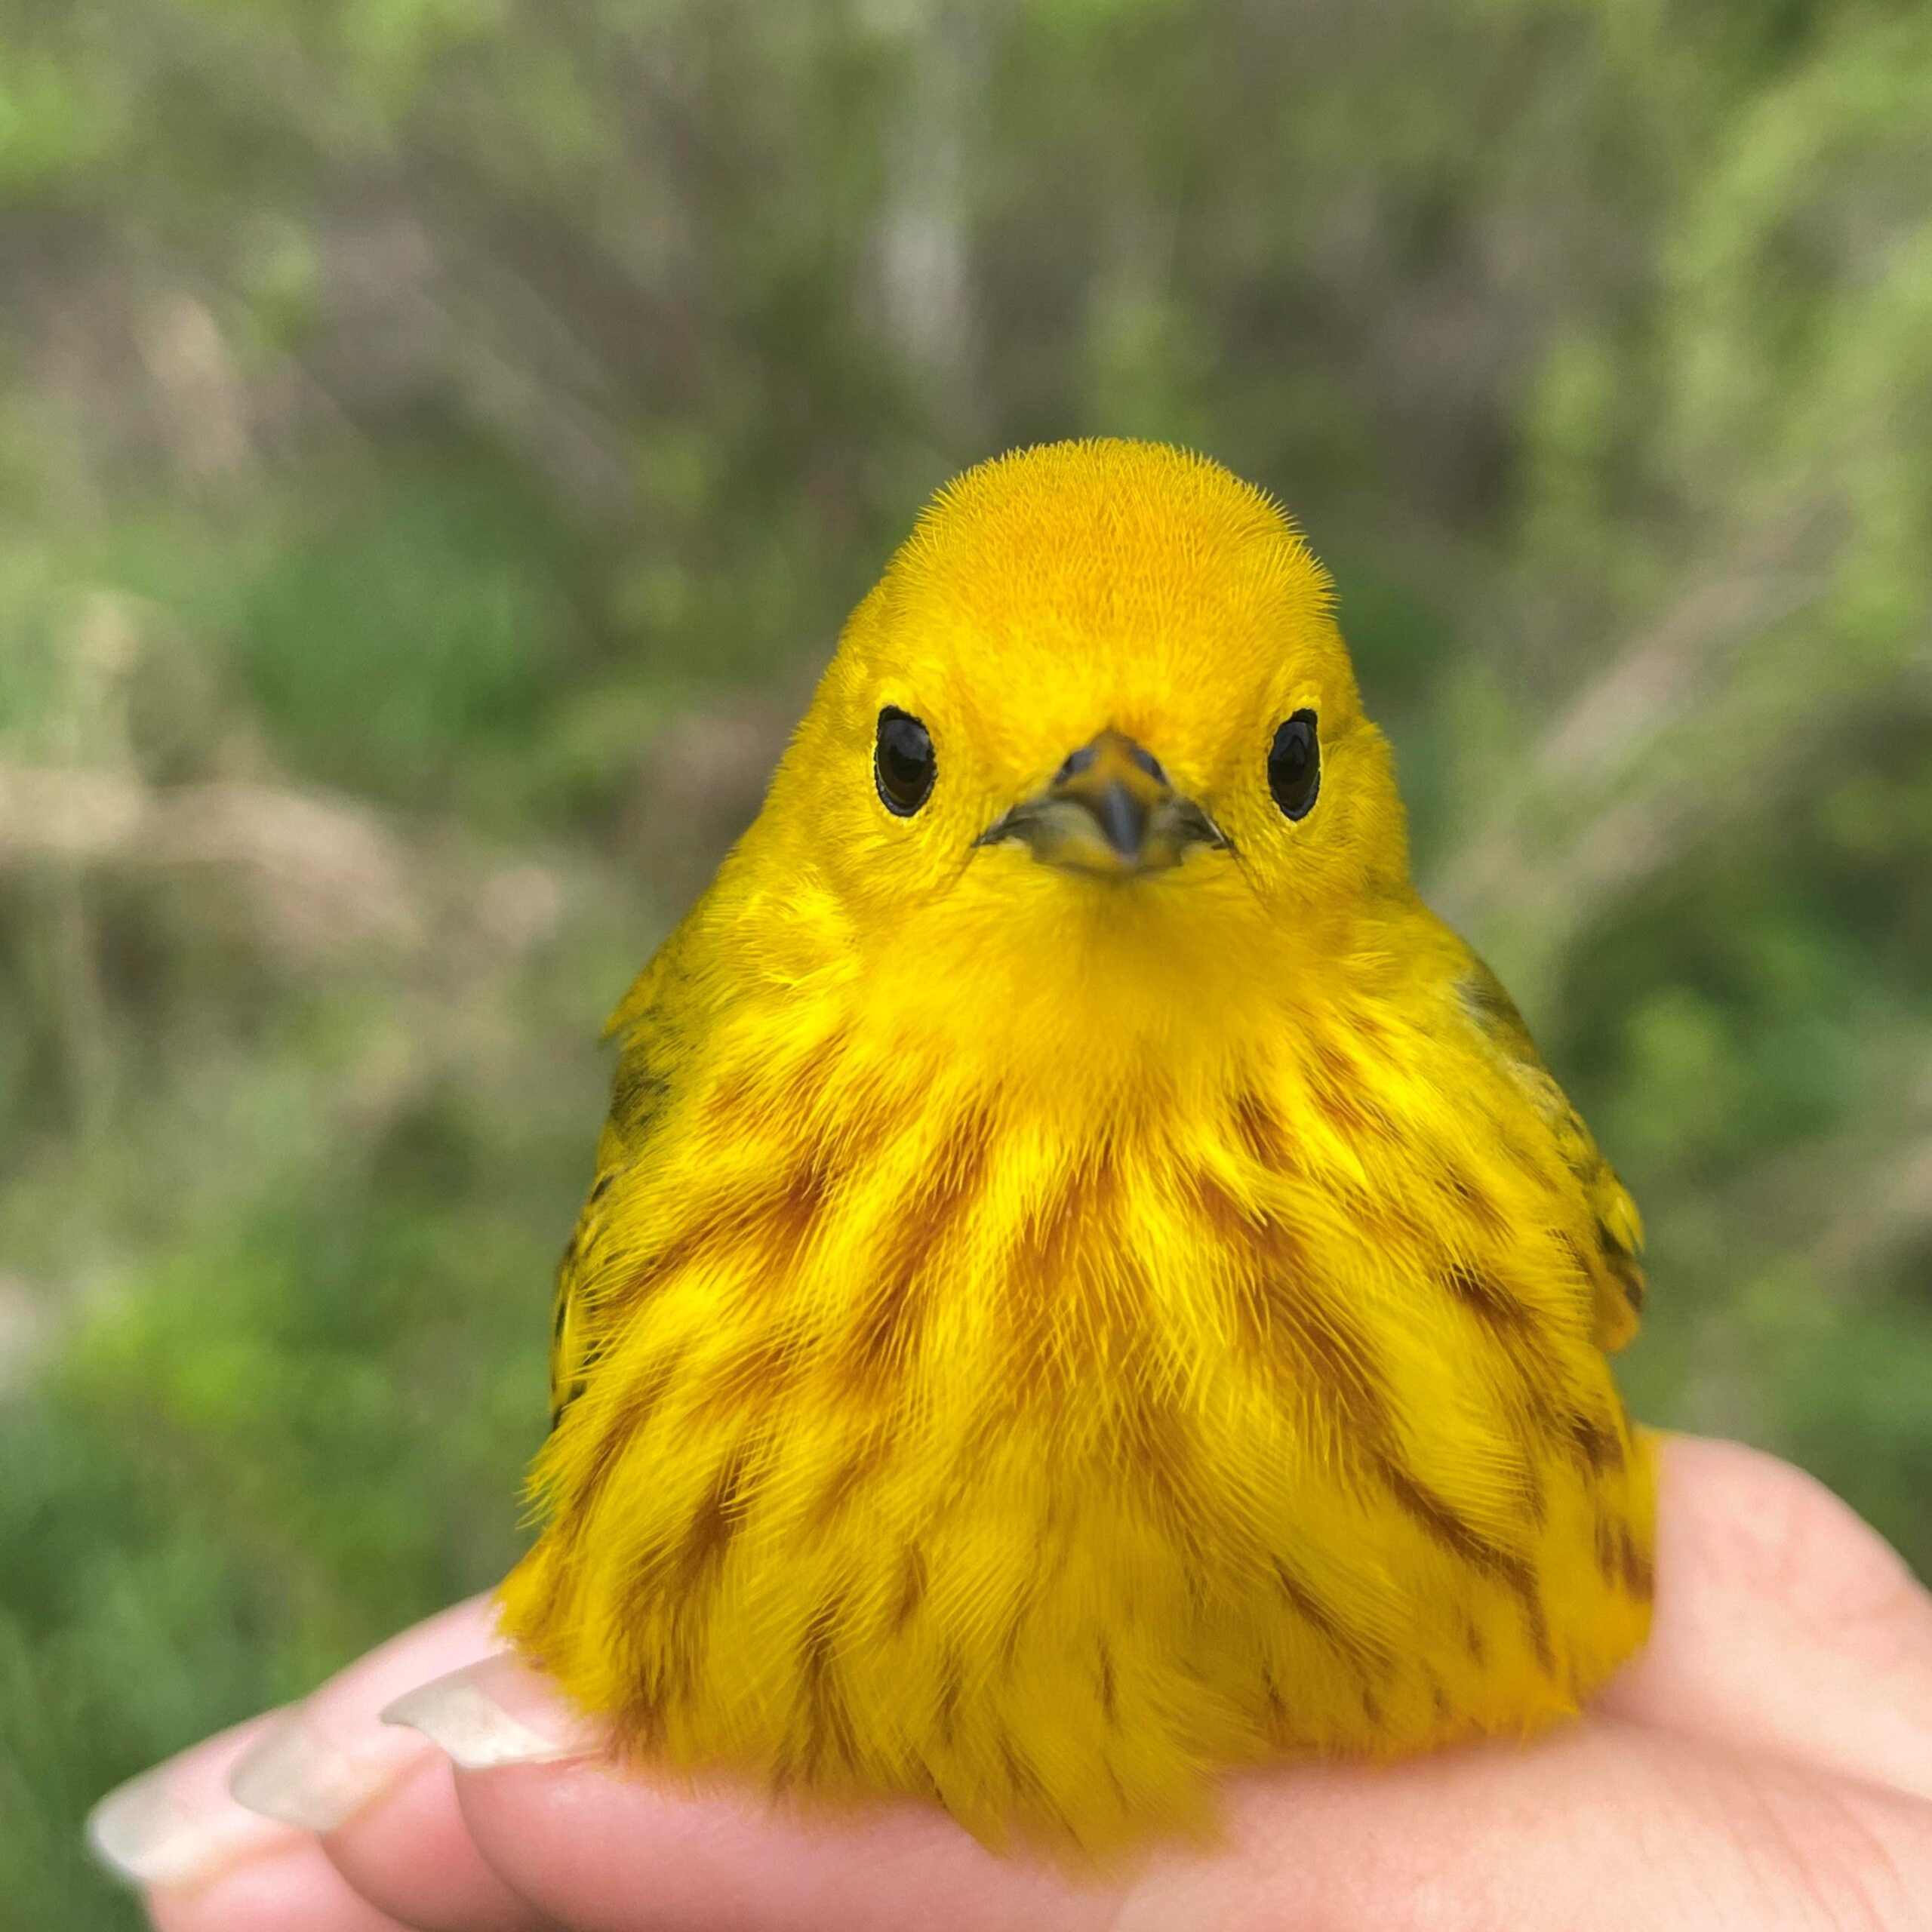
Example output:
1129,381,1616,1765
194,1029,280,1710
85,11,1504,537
547,923,700,1429
1459,957,1645,1351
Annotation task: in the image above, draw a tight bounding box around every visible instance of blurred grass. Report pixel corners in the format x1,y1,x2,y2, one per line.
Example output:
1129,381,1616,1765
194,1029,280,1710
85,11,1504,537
3,2,1931,1923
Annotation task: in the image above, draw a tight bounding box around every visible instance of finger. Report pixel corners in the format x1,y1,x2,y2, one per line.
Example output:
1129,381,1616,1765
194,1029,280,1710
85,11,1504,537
90,1715,305,1897
223,1595,548,1932
85,1715,413,1932
390,1654,1932,1932
148,1838,418,1932
1600,1435,1932,1800
321,1751,552,1932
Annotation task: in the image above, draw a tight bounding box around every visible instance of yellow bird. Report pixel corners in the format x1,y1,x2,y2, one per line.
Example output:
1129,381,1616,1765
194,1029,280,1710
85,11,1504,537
499,438,1655,1856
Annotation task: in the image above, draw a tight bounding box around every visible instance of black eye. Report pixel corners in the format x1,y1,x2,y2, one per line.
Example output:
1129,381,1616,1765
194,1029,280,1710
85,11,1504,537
875,706,937,816
1267,711,1320,820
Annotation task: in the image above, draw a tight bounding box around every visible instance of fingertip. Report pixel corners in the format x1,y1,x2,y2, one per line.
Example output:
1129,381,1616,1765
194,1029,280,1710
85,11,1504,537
380,1651,596,1771
320,1748,551,1932
228,1706,399,1834
88,1717,305,1896
235,1595,552,1932
148,1838,417,1932
306,1593,515,1730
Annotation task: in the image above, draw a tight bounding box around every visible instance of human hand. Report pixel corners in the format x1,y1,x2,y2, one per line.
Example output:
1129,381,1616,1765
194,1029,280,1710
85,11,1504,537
90,1437,1932,1932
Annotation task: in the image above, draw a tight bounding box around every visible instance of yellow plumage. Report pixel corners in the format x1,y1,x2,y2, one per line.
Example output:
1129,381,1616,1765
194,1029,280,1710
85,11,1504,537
499,438,1655,1855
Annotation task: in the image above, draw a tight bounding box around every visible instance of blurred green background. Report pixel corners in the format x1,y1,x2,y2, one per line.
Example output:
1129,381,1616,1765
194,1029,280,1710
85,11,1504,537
4,1,1931,1921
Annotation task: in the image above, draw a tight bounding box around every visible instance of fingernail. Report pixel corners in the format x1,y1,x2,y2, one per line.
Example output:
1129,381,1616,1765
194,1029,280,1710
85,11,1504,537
88,1750,295,1891
226,1703,426,1832
380,1651,601,1771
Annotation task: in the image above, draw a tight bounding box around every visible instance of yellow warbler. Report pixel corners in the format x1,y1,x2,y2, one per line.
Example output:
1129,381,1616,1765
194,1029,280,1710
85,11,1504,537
500,438,1654,1855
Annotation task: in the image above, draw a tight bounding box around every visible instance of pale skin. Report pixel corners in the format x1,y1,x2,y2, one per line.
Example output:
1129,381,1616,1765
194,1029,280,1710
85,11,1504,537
103,1438,1932,1932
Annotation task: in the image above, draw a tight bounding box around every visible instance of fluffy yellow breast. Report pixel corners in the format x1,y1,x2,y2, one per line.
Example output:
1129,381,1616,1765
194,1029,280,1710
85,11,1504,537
498,438,1654,1857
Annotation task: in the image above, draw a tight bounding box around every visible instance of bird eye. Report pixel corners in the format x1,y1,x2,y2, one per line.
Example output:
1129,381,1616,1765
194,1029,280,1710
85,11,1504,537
1267,711,1320,820
875,706,937,816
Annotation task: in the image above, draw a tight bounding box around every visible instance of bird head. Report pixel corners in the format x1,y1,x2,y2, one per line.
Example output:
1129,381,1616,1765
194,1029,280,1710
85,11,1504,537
746,439,1411,1069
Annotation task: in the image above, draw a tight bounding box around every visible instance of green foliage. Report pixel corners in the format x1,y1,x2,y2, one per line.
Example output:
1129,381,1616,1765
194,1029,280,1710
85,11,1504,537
2,2,1929,1922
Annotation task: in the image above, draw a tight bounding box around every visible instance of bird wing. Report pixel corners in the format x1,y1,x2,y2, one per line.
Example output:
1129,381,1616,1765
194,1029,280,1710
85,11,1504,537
548,919,702,1429
1456,955,1646,1352
549,1223,595,1430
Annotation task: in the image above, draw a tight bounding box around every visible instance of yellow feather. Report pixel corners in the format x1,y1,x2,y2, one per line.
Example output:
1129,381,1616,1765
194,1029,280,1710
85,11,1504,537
500,438,1655,1857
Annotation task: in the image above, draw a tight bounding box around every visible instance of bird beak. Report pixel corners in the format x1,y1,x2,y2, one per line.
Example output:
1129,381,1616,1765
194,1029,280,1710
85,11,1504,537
974,730,1229,877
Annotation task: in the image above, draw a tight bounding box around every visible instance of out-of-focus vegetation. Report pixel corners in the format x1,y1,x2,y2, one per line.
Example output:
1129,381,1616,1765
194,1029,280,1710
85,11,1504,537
3,1,1930,1920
